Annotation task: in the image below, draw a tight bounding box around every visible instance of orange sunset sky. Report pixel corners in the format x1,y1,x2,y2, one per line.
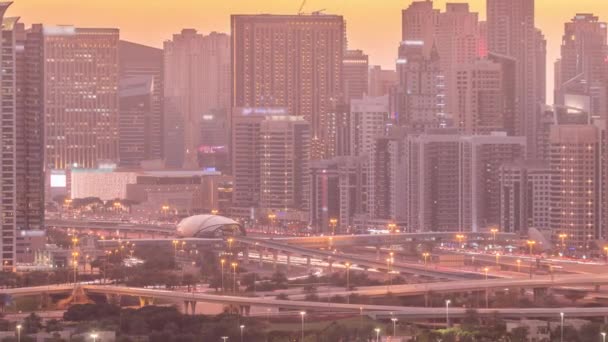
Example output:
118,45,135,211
11,0,608,100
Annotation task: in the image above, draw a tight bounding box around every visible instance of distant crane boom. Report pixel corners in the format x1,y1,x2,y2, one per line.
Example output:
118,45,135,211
298,0,307,14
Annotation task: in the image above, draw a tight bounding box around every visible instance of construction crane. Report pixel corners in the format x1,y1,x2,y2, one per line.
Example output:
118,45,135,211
298,0,307,15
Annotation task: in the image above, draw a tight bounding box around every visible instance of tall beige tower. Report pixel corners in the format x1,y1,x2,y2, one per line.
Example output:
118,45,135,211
163,29,230,168
41,26,120,170
231,14,344,159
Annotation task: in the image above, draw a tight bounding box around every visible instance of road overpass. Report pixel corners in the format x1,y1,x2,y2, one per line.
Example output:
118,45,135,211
45,219,176,236
288,273,608,299
4,284,608,321
237,237,487,280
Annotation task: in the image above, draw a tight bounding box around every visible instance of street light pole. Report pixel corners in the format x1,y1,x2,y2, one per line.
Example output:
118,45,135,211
300,311,306,342
90,332,98,342
239,325,245,342
374,328,380,342
560,312,564,342
601,331,606,342
220,259,225,292
445,299,451,327
391,317,398,337
16,324,21,342
232,262,238,293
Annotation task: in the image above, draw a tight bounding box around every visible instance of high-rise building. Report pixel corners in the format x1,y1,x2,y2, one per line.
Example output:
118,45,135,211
555,14,608,117
368,66,397,97
231,109,310,217
259,116,310,213
118,76,155,167
499,160,552,236
350,95,390,157
405,131,526,232
164,29,230,168
454,60,505,134
15,21,45,238
391,41,446,131
231,14,344,159
0,7,18,269
342,50,369,102
401,2,480,125
118,40,163,165
368,128,408,221
38,25,120,170
548,124,605,250
309,156,368,233
487,0,543,158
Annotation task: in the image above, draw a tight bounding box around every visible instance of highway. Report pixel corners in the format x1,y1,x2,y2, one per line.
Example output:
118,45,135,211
236,236,479,280
287,273,608,299
4,284,608,320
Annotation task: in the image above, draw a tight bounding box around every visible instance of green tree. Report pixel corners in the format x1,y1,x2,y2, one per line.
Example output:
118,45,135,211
563,290,586,304
23,313,42,333
509,327,529,342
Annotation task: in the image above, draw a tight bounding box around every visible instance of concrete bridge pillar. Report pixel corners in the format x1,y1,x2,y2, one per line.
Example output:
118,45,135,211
328,260,334,273
243,248,250,265
183,301,197,315
424,292,429,307
286,254,291,272
533,287,547,301
138,233,143,239
376,246,380,261
139,296,155,308
306,257,311,272
273,251,278,270
239,305,251,316
595,284,601,292
106,294,122,306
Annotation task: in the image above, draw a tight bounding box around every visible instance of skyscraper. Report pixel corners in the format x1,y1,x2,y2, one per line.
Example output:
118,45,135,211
368,66,397,97
391,41,445,131
40,25,120,170
118,40,163,165
342,50,369,102
164,29,230,168
401,2,480,125
231,109,310,217
549,124,604,249
0,3,19,269
487,0,542,158
454,60,505,134
231,14,345,159
16,21,44,236
555,14,608,116
405,131,526,232
350,95,390,157
118,76,155,167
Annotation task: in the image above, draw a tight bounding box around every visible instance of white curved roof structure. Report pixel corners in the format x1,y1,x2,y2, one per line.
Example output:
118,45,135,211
177,214,244,238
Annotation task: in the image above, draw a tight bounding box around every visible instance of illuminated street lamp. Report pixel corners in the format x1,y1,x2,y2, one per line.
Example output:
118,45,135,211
422,252,430,267
220,259,226,291
490,228,498,241
516,259,522,272
227,237,234,250
329,218,338,235
231,262,238,292
445,299,451,327
16,324,21,342
300,311,306,342
559,233,567,249
484,267,489,280
90,332,98,342
456,234,465,248
601,331,606,342
526,240,536,255
560,312,565,342
211,209,219,215
172,240,179,258
239,325,245,342
387,222,397,234
495,253,500,266
374,328,381,342
391,317,398,338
